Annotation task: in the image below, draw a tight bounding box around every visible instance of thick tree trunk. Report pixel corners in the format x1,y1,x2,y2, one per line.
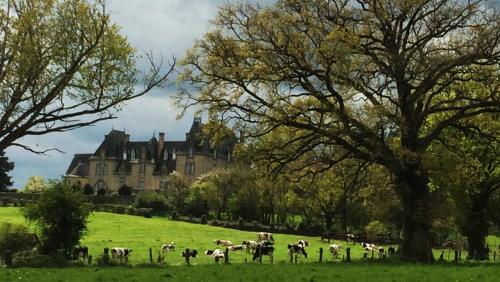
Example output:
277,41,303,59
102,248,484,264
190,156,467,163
396,168,434,262
463,194,490,260
324,211,334,231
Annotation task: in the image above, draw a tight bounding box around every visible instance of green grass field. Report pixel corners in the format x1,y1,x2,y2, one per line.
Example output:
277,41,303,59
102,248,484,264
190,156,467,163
0,207,499,281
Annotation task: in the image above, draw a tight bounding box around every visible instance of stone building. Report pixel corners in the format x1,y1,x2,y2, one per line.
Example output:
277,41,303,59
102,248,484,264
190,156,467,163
64,117,236,193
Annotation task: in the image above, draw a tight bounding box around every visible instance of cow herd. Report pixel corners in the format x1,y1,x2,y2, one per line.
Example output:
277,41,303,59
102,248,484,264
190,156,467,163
71,232,398,264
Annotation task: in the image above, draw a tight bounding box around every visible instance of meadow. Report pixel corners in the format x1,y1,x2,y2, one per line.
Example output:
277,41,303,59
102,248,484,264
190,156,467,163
0,207,499,281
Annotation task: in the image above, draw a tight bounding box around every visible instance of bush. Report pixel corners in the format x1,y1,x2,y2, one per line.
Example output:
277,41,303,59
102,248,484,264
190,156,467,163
135,208,153,218
118,185,133,196
83,184,94,195
134,192,169,214
0,223,39,265
365,220,388,241
97,188,106,196
23,181,90,256
200,215,208,224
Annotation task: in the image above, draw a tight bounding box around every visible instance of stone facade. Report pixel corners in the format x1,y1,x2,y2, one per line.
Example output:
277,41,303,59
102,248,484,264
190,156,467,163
65,117,236,193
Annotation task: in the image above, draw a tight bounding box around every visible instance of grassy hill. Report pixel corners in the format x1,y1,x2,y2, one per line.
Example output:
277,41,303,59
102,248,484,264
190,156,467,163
1,207,499,266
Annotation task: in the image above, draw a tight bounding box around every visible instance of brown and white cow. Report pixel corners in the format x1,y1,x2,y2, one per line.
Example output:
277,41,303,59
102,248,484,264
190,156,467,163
329,244,342,259
214,239,233,246
228,245,246,251
242,240,258,253
257,232,274,244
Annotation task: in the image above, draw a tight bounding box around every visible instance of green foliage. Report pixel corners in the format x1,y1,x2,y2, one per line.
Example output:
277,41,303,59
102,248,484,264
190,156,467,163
23,181,91,256
134,192,169,214
365,220,388,242
23,176,47,193
118,185,133,196
163,172,189,212
0,151,14,191
0,223,38,264
83,184,94,195
97,188,106,196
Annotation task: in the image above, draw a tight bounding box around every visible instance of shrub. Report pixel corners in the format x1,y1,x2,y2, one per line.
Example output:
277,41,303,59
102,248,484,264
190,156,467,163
200,215,208,224
135,208,153,218
118,185,133,196
83,184,94,195
97,188,106,196
134,192,169,214
23,181,91,256
365,220,388,241
0,223,39,265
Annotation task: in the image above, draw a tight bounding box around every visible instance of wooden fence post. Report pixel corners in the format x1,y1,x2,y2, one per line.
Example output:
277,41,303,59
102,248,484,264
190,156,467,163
371,249,374,259
493,251,496,261
294,253,298,264
185,248,190,265
149,248,153,263
346,247,351,262
88,255,92,265
289,248,293,263
454,250,459,263
224,248,229,264
319,247,323,263
459,250,462,261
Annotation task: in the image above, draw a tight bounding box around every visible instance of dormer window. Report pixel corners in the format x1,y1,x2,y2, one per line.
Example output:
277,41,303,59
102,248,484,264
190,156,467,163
172,149,176,160
131,149,138,160
163,149,168,160
122,150,127,160
188,146,193,158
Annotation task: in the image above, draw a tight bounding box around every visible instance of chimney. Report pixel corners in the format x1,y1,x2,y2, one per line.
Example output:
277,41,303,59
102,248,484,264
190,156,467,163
158,132,165,160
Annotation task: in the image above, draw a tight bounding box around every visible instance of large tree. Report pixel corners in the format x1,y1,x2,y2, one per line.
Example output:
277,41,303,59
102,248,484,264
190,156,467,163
0,0,173,153
177,0,500,261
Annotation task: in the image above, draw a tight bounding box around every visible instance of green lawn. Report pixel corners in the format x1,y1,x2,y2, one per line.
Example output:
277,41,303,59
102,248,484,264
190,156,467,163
0,264,499,282
0,207,499,266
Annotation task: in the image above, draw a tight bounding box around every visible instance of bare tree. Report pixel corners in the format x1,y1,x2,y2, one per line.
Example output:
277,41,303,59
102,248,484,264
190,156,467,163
0,0,174,153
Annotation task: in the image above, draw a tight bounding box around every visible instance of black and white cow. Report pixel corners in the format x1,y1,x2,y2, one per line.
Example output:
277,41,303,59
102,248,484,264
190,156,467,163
205,249,225,262
181,249,198,258
361,242,376,252
228,245,245,251
214,239,233,246
297,240,310,247
257,232,274,244
252,244,274,262
329,244,342,259
388,246,396,257
160,242,176,253
377,247,385,258
346,233,358,245
287,244,308,259
242,240,258,253
71,246,89,260
111,247,133,262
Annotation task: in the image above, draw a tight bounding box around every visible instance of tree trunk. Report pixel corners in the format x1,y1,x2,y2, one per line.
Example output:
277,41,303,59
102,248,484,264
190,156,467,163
396,168,434,262
463,194,490,260
324,211,334,231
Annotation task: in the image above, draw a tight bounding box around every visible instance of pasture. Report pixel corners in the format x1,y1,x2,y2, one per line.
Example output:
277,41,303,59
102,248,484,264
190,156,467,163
0,207,499,282
1,207,499,265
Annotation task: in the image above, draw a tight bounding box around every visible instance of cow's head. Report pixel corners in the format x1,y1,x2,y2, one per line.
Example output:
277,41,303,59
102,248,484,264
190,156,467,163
204,250,214,256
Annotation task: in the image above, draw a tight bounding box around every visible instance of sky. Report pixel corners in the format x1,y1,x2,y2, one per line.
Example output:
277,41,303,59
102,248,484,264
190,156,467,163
5,0,272,189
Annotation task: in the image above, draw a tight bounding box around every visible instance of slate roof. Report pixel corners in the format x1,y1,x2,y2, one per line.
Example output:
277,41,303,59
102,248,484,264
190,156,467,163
65,154,92,176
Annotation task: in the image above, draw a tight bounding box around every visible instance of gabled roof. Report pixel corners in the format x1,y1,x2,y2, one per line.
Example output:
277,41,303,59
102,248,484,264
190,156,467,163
66,154,92,176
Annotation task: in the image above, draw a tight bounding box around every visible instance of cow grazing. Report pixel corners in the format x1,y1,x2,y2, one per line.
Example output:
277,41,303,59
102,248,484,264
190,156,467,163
252,244,274,262
242,240,258,253
214,239,233,246
329,244,342,259
362,242,376,252
297,240,310,247
378,247,385,258
181,249,198,258
228,245,245,251
111,247,133,262
257,232,275,244
288,244,308,259
346,233,357,245
205,249,225,262
388,246,396,257
71,246,89,260
160,242,176,253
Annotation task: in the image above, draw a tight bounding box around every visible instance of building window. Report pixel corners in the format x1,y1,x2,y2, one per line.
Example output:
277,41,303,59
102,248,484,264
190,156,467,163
185,163,195,175
163,150,168,160
95,161,108,176
119,177,126,188
159,180,166,191
95,180,107,192
188,146,193,158
137,180,144,190
131,149,138,160
102,163,108,175
172,149,176,160
139,160,145,173
213,149,217,160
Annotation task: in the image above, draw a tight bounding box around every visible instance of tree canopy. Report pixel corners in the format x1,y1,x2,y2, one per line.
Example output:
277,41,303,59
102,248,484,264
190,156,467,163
177,0,500,262
0,0,173,153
